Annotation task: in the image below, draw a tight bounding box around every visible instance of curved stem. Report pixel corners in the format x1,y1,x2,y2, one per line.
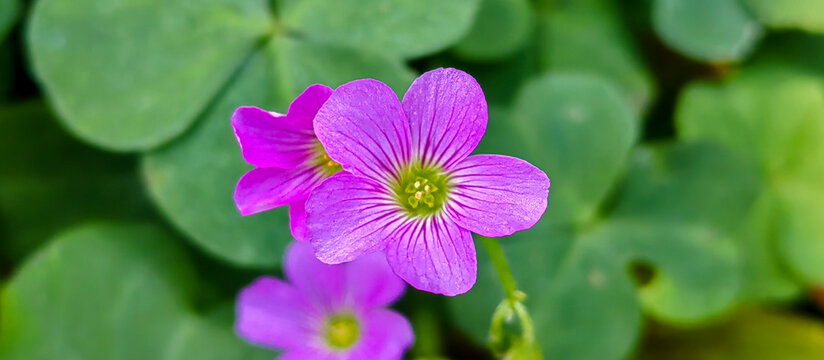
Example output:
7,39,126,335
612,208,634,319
481,237,520,301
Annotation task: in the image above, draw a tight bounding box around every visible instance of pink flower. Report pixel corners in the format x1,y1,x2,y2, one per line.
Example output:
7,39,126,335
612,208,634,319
307,68,550,296
232,85,342,241
236,242,413,360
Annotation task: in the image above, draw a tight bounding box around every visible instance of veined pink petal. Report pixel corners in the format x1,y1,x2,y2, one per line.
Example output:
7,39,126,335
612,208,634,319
306,173,407,264
346,309,414,360
236,277,315,350
314,79,413,184
402,68,487,170
289,198,309,242
232,106,316,169
346,252,406,310
446,155,549,237
286,84,334,131
284,242,347,313
385,215,476,296
234,166,325,216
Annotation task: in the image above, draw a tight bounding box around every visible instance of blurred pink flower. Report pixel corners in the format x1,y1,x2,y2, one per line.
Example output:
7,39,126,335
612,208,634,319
236,242,413,360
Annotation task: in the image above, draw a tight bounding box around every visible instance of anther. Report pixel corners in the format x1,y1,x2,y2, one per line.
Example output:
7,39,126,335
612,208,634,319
423,193,435,207
408,195,419,208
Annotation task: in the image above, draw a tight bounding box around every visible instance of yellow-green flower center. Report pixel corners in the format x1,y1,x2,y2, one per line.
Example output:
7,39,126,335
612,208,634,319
324,313,360,349
312,141,343,176
392,163,450,217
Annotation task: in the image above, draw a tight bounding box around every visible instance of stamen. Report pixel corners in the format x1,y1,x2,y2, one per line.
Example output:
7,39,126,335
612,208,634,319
312,141,343,176
408,195,419,208
324,313,360,349
423,193,435,207
393,164,450,216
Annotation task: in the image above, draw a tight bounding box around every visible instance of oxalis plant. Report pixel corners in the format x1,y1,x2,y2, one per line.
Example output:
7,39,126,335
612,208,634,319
231,68,550,358
3,0,824,359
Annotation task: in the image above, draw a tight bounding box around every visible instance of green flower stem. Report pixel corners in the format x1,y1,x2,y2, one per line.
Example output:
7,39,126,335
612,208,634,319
481,236,521,301
411,306,442,357
408,293,444,358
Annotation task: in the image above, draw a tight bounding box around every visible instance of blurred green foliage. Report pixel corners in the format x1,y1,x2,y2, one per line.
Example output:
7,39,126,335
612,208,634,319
0,0,17,43
2,0,824,359
0,222,275,359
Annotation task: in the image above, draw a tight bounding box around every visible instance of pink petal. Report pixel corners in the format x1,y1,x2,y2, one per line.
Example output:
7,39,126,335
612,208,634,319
284,242,347,312
402,68,488,170
286,84,334,131
314,79,413,184
346,309,414,360
306,173,406,264
446,155,549,237
278,348,337,360
236,277,314,350
234,166,324,216
385,215,477,296
231,106,316,169
289,198,309,242
346,252,406,310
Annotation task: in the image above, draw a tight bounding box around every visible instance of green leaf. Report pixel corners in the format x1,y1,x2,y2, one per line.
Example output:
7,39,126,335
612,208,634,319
677,68,824,178
527,226,641,360
142,37,414,267
735,192,803,301
613,141,799,302
537,0,654,112
743,0,824,33
0,101,154,266
612,142,762,235
653,0,763,62
509,73,638,226
678,68,824,179
612,142,792,302
615,142,799,302
677,66,824,292
450,220,739,360
0,0,18,42
751,32,824,78
639,310,824,359
454,0,533,61
0,222,272,360
27,0,274,151
279,0,480,59
775,182,824,283
536,221,738,360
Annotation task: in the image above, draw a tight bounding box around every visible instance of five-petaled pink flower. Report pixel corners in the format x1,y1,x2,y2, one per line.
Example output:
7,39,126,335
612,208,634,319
232,84,342,241
306,68,550,296
236,242,413,359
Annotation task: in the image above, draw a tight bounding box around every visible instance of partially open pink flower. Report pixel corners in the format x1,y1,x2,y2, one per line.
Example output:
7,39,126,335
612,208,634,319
232,85,342,241
307,68,550,296
236,242,413,360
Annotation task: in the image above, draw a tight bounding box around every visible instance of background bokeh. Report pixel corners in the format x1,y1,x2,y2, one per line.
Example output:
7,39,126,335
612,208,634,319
2,0,824,359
